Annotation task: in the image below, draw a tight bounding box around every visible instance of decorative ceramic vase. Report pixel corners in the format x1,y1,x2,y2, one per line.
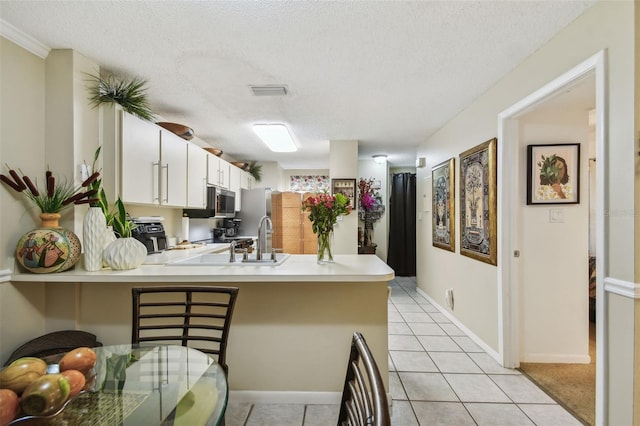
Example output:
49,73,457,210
316,229,334,264
102,237,147,270
15,213,81,273
83,207,107,271
102,226,117,268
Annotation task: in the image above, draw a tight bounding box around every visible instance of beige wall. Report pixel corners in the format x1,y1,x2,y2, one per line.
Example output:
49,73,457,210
0,37,48,362
416,1,636,423
330,140,358,254
518,105,591,362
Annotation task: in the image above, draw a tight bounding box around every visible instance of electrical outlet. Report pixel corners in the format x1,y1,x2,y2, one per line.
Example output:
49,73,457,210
80,164,90,181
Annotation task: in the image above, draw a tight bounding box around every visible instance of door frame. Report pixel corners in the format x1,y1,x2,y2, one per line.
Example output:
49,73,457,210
496,50,607,424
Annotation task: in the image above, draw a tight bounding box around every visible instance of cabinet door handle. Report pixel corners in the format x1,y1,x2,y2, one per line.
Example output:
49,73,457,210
162,163,169,203
152,161,161,203
202,178,207,208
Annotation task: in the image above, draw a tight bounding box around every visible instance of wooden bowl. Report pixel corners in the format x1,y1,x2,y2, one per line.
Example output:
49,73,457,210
231,161,249,171
156,122,194,140
203,148,223,157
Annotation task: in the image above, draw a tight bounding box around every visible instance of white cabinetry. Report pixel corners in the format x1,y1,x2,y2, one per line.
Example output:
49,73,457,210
207,154,230,189
159,129,188,207
103,106,187,207
241,172,255,190
187,144,208,209
229,164,242,211
119,111,161,205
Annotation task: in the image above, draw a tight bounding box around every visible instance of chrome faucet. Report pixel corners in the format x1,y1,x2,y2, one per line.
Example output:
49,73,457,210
256,215,273,260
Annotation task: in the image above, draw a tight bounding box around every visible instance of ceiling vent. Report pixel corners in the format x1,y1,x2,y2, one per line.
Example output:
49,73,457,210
250,85,288,96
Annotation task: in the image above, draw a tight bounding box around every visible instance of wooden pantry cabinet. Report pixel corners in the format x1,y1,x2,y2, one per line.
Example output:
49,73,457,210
271,192,317,254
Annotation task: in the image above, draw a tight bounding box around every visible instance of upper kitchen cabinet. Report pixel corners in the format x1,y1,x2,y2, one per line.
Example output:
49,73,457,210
207,153,230,189
159,129,188,207
101,106,187,207
186,144,208,209
241,171,255,190
228,164,242,211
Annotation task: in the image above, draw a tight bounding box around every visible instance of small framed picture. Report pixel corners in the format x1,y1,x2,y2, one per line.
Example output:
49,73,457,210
527,143,580,205
331,178,356,209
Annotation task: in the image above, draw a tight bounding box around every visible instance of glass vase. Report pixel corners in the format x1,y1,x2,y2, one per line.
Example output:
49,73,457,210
317,229,334,264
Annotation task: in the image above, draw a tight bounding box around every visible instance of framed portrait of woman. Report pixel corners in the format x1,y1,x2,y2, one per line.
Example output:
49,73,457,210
527,143,580,205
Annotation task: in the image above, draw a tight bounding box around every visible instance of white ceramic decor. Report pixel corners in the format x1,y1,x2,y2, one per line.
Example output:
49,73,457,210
83,207,107,271
102,226,117,267
103,237,147,270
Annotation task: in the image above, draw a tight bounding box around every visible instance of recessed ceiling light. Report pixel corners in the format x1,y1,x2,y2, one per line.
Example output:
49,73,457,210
252,124,297,152
373,155,387,164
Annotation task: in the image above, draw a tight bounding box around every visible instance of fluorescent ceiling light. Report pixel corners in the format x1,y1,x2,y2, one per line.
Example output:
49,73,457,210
252,124,297,152
373,154,387,164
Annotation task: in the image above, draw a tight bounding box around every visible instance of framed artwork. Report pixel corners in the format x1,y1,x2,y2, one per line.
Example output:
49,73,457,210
331,178,356,209
459,138,497,266
432,158,455,252
527,143,580,205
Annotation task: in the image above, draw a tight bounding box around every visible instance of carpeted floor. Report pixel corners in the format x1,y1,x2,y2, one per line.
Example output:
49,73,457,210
519,322,596,426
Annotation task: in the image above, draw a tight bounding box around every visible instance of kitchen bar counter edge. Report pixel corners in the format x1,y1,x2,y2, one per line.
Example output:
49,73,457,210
10,254,395,283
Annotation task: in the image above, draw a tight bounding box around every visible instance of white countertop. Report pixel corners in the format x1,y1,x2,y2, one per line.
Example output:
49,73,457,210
10,245,395,283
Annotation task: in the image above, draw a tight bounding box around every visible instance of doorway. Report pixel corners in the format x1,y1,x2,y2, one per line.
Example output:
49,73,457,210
497,51,606,424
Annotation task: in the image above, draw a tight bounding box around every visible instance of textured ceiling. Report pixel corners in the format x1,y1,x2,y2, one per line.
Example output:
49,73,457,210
0,1,596,168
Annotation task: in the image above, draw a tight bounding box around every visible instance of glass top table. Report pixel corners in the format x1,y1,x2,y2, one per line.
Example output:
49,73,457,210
9,344,227,426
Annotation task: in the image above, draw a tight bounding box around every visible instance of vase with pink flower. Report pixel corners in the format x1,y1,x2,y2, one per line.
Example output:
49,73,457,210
301,192,351,264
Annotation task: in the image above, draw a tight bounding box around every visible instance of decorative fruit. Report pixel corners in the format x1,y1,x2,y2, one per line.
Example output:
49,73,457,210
0,357,47,394
0,389,19,425
59,347,97,374
60,370,86,397
20,373,70,416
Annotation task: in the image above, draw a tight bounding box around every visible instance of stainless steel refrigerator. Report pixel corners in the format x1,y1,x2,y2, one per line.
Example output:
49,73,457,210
237,187,275,241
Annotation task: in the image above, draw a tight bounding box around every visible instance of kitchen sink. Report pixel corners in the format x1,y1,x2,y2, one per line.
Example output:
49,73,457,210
167,252,290,266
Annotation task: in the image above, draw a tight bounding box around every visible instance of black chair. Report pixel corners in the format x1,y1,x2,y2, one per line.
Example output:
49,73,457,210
131,286,239,375
338,332,391,426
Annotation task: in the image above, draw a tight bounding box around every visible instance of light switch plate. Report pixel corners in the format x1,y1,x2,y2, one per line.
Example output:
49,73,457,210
549,208,564,223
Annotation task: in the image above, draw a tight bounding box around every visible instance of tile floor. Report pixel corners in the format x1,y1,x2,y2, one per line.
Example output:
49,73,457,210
224,276,584,425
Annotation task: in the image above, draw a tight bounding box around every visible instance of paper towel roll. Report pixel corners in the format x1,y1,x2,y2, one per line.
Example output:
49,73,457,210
181,217,190,242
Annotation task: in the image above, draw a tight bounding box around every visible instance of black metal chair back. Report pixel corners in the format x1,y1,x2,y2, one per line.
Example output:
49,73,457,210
338,332,391,426
131,286,239,375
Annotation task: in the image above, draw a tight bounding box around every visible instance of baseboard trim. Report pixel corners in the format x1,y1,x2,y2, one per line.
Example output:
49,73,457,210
604,276,639,299
229,391,341,405
415,287,501,363
520,353,592,364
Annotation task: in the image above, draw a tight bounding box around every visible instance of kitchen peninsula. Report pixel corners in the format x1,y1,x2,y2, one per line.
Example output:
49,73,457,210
10,253,394,403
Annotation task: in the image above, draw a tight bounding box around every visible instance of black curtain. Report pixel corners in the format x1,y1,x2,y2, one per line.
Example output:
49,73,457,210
387,173,416,276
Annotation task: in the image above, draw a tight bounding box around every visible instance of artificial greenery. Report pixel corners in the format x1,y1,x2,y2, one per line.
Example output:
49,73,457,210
110,198,137,238
0,147,102,214
86,72,155,122
248,161,262,182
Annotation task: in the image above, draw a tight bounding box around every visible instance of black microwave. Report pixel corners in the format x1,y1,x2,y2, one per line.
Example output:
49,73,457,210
183,187,236,218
